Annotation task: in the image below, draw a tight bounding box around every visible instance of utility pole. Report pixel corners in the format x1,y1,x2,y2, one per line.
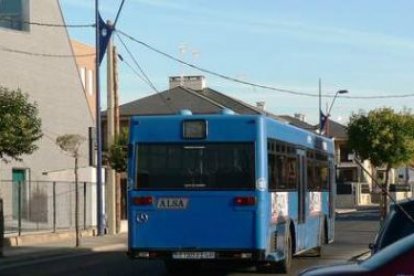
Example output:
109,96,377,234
318,78,322,133
95,0,105,236
106,20,116,235
113,45,122,233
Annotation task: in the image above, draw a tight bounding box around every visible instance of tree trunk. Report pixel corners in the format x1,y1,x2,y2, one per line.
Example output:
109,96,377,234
381,164,392,220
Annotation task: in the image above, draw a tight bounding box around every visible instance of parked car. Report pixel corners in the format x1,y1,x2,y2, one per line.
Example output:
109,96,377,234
370,199,414,254
299,232,414,275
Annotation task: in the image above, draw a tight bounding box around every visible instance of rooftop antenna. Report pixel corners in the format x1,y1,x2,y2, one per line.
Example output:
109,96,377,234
191,49,200,75
179,43,187,86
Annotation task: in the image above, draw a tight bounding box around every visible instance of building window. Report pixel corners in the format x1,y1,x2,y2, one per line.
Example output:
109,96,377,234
79,67,86,89
87,69,94,95
0,0,28,31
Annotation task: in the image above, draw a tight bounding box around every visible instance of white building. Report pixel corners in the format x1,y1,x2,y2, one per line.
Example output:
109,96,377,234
0,0,97,231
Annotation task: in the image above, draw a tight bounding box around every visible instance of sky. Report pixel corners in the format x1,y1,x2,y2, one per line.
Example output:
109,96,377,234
59,0,414,124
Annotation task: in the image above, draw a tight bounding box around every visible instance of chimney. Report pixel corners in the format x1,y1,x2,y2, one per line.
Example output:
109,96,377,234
294,113,306,122
169,75,206,90
256,101,265,110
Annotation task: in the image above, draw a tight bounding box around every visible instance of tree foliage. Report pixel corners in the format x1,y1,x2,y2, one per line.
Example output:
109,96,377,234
108,128,128,173
56,134,85,247
56,134,86,157
347,108,414,169
0,86,42,162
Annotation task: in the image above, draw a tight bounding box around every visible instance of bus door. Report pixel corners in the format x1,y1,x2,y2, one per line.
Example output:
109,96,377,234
328,158,335,241
297,149,306,224
296,149,306,250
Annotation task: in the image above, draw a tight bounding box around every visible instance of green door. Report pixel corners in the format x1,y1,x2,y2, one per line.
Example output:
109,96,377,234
12,169,26,219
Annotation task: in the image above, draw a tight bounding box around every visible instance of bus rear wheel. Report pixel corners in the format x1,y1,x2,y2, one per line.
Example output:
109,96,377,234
314,221,326,257
278,232,293,273
258,232,292,274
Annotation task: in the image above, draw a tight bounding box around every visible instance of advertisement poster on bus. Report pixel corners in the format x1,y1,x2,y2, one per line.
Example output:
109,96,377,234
271,192,288,223
310,192,321,214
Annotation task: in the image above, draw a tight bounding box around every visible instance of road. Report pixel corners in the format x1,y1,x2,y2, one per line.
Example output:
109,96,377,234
0,209,380,276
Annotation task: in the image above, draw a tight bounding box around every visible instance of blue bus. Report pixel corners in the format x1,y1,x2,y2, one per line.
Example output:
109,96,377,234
127,110,336,273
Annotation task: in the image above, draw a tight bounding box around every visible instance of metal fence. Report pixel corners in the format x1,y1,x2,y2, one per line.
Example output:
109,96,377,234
0,181,96,236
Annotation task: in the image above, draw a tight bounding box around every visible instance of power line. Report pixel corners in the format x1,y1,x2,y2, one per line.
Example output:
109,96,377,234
0,17,94,28
116,33,160,93
116,29,414,100
115,32,176,112
117,53,152,88
0,45,95,58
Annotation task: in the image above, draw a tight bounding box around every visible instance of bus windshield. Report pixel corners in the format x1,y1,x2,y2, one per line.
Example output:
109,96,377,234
136,143,255,190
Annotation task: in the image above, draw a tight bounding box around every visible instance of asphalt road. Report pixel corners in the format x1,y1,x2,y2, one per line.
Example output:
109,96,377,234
0,209,380,276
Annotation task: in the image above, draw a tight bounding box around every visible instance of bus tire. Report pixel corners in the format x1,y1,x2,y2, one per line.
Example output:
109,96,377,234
257,232,292,274
278,231,293,273
314,220,326,257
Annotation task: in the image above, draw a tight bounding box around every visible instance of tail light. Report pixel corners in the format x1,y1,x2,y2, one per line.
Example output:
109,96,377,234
133,196,153,206
234,196,256,206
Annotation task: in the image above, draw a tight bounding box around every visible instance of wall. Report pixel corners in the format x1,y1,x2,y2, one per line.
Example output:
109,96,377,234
0,0,94,182
71,40,96,120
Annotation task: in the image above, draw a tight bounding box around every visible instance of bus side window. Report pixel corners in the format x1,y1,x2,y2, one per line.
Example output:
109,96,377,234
307,159,315,191
321,163,329,190
268,153,276,191
268,139,298,191
286,156,297,189
276,155,286,190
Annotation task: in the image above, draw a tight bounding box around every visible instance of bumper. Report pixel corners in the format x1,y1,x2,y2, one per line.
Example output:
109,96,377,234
127,248,266,261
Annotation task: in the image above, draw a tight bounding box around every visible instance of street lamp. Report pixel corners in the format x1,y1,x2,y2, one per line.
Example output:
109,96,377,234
326,89,348,136
320,89,348,136
327,90,348,118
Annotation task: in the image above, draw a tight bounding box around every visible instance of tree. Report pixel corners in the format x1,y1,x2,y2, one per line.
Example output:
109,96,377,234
108,128,128,173
56,134,86,247
0,86,42,162
347,108,414,219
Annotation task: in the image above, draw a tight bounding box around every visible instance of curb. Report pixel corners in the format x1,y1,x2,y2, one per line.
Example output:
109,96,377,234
4,229,96,247
348,250,371,262
335,209,357,214
91,243,126,252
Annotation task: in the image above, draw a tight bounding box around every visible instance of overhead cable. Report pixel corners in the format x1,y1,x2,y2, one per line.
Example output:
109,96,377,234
0,17,94,28
116,33,160,93
116,29,414,100
115,32,176,112
0,45,95,58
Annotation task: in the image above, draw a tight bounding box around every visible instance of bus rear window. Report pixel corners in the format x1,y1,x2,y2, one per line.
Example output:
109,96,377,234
136,143,255,190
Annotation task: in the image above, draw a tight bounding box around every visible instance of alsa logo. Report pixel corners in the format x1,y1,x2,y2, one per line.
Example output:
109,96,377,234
157,198,189,209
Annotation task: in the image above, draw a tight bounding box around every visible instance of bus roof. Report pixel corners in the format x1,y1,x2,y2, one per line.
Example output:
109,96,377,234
129,112,334,153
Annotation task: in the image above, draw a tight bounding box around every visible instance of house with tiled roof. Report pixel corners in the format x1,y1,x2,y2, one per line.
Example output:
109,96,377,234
102,75,298,147
278,114,315,130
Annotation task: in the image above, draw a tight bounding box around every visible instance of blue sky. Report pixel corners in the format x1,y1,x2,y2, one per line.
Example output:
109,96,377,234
60,0,414,124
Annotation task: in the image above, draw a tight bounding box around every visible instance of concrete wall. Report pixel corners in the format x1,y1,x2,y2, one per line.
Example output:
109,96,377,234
0,0,94,182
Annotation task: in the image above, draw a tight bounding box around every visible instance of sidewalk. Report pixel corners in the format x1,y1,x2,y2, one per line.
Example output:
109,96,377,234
336,204,380,214
1,232,127,269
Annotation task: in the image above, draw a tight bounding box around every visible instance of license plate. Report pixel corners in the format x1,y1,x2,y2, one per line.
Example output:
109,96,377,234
172,252,215,259
157,198,188,209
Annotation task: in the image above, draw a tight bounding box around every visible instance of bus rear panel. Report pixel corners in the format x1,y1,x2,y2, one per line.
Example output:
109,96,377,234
128,114,268,262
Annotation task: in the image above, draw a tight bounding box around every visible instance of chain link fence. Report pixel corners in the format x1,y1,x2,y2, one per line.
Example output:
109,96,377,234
0,181,95,236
